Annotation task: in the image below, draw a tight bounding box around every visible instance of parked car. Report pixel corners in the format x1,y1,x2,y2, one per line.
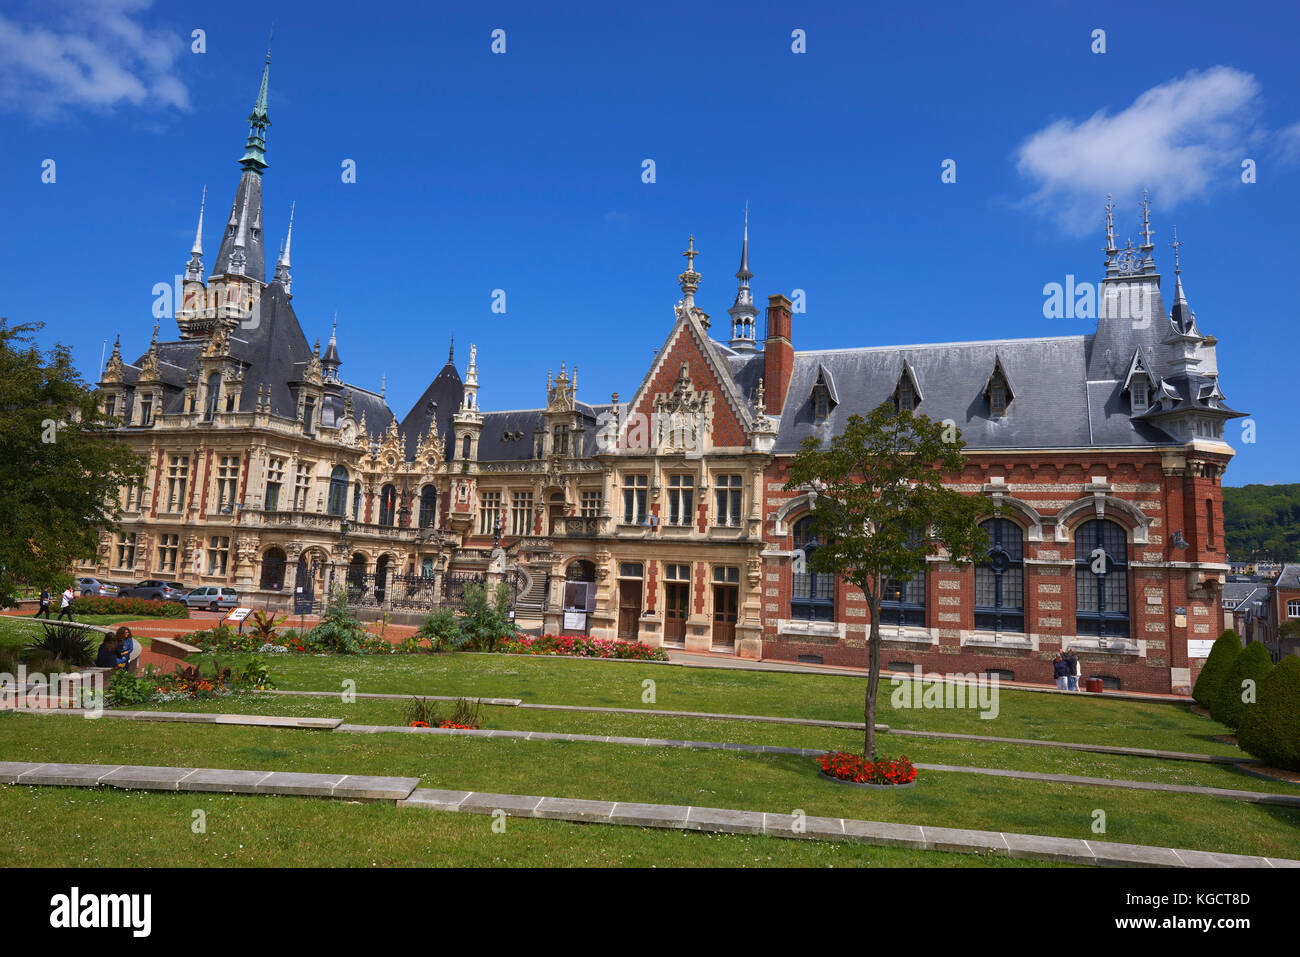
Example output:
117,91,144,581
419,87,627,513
121,580,188,603
182,586,240,612
77,577,120,598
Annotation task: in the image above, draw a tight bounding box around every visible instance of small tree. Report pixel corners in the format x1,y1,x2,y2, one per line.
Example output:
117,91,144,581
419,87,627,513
1237,656,1300,771
1210,640,1273,729
1193,629,1243,707
0,321,143,606
785,404,988,759
457,581,515,652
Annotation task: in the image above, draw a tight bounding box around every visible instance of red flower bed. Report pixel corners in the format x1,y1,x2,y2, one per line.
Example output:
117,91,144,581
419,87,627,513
818,751,917,786
500,633,668,660
438,722,478,730
409,721,430,728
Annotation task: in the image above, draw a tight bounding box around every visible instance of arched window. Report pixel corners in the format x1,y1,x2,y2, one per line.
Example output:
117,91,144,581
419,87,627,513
461,435,472,459
259,547,286,590
327,466,348,516
976,518,1023,633
882,531,926,627
352,482,362,520
418,485,437,528
1075,518,1130,638
379,484,397,526
791,516,834,621
204,372,221,421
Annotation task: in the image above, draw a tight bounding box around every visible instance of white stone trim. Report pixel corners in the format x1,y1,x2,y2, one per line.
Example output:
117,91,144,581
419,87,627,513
775,618,845,641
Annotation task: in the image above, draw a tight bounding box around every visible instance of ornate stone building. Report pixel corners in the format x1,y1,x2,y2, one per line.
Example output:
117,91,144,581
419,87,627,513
87,59,1243,693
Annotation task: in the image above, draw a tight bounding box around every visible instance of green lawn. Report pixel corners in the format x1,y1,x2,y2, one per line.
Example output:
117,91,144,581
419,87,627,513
1,713,1295,861
177,650,1241,756
0,614,144,656
130,691,1300,797
0,785,1053,867
4,649,1296,866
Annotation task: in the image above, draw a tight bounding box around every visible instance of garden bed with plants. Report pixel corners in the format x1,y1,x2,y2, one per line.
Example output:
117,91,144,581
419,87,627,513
65,595,189,618
403,696,484,730
818,751,918,788
497,633,668,661
106,656,277,707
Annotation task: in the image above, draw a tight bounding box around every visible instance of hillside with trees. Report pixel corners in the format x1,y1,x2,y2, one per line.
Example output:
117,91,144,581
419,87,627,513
1223,484,1300,562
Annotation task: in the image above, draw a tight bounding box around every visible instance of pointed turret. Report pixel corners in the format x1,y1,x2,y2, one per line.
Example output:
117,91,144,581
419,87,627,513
239,50,272,174
322,313,341,381
273,202,294,293
185,186,207,281
728,205,759,352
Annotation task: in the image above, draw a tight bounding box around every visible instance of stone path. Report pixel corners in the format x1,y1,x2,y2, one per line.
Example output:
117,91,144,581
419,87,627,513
17,706,1299,807
2,758,1294,867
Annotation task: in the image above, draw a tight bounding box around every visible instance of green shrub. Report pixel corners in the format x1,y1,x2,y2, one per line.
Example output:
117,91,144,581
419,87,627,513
415,608,464,652
446,697,482,728
403,696,442,726
235,655,277,691
23,623,97,667
1237,656,1300,770
305,588,367,654
457,582,514,653
69,595,188,618
106,668,154,706
1210,641,1274,729
1193,630,1242,707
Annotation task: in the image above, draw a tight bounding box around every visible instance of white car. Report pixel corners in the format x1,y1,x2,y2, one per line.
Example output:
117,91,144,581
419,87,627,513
182,586,240,612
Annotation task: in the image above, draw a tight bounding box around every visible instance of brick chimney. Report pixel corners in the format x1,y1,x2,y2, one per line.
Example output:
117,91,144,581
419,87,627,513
763,294,793,415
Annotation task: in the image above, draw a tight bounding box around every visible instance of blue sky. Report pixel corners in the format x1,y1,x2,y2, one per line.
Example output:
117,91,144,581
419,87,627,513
1,0,1296,484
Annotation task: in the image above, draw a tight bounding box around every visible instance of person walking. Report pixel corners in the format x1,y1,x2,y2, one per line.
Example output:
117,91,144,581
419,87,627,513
33,587,51,619
1052,651,1070,691
56,586,75,622
1065,648,1080,692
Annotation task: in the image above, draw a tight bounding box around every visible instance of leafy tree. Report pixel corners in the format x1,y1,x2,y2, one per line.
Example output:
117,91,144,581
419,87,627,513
1192,629,1242,707
1237,656,1300,771
0,320,143,606
1222,483,1300,562
1209,640,1273,729
785,403,988,759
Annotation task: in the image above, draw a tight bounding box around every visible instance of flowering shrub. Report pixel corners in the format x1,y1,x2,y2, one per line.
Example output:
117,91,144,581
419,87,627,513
185,622,389,656
818,751,917,786
499,633,669,661
70,595,188,618
108,661,238,705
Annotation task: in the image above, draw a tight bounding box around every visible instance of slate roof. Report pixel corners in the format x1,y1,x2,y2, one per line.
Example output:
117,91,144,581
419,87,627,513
1277,564,1300,590
212,170,267,282
771,335,1180,453
396,360,463,460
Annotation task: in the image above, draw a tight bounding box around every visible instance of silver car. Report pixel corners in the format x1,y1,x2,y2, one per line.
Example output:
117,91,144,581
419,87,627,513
123,580,188,602
182,586,240,612
77,577,120,598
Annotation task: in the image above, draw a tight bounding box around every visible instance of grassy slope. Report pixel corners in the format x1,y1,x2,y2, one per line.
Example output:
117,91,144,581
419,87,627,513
1,714,1295,860
0,786,1052,868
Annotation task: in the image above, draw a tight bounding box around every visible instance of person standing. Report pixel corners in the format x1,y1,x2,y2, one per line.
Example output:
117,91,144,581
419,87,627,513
33,587,51,619
56,586,75,622
1065,648,1080,692
1052,651,1069,691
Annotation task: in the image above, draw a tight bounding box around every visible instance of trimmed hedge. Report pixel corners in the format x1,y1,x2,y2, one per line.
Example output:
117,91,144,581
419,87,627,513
1237,656,1300,771
1210,641,1273,729
65,595,189,618
1192,630,1242,707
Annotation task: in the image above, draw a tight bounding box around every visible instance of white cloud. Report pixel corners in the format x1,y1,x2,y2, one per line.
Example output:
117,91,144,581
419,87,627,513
1014,67,1264,235
0,0,188,118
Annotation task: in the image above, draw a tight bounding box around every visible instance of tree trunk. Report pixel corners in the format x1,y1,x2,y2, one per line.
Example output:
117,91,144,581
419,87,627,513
865,596,881,759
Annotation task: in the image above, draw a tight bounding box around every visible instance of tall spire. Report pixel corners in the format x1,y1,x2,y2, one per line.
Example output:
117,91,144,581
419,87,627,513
1169,227,1197,334
239,46,272,173
322,312,341,380
728,207,759,352
678,235,701,309
185,186,207,282
228,185,250,275
273,201,294,292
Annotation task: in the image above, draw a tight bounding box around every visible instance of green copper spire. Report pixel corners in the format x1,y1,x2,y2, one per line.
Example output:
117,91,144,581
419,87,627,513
238,49,272,173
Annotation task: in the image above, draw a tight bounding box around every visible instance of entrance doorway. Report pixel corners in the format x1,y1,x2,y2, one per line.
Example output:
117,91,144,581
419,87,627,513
664,583,689,643
712,583,738,647
618,580,642,640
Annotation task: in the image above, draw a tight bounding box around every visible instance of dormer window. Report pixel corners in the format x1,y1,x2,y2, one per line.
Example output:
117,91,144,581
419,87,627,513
982,356,1013,419
892,362,924,415
897,381,915,412
989,378,1007,417
1130,378,1150,413
810,366,837,422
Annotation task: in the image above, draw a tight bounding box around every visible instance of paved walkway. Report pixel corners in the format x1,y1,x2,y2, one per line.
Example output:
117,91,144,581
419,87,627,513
16,706,1298,807
1,759,1293,868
